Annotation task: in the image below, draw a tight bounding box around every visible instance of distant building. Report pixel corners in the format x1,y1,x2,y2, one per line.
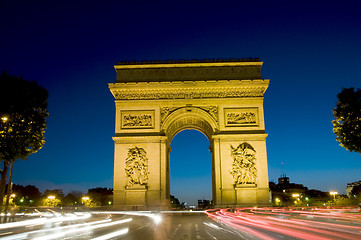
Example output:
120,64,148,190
198,199,212,209
270,175,307,205
278,175,289,185
346,180,361,197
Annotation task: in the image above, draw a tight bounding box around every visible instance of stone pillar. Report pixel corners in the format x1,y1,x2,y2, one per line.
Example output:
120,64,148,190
213,134,269,207
113,136,168,210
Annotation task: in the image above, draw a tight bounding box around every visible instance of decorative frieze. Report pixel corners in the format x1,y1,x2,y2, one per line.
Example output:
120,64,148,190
230,142,257,186
111,86,267,100
125,147,149,188
121,111,154,129
224,108,258,127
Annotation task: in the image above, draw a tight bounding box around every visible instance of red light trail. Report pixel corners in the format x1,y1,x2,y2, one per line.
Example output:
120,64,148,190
205,207,361,240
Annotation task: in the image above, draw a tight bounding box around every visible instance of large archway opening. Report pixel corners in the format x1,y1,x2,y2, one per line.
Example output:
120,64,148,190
170,129,212,207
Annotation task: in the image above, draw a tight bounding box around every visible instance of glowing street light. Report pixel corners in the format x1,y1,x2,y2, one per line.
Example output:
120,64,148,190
48,195,56,199
330,191,338,199
292,193,300,198
1,116,8,122
10,194,15,198
82,196,89,201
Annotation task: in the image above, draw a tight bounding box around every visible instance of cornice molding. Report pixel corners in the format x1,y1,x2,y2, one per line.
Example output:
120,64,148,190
109,85,268,100
114,61,263,69
113,136,167,144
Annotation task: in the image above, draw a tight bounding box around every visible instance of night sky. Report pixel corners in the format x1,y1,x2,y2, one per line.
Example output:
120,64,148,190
1,0,360,205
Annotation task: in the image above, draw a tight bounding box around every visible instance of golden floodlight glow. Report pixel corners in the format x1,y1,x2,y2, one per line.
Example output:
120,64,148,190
330,191,338,195
10,194,15,198
1,116,8,122
292,193,300,198
82,196,90,201
48,195,55,199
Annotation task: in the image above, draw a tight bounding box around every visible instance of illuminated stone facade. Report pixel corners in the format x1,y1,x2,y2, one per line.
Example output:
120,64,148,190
109,60,270,209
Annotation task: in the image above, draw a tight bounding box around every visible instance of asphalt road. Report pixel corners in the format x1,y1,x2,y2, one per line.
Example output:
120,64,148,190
1,208,361,239
0,213,248,240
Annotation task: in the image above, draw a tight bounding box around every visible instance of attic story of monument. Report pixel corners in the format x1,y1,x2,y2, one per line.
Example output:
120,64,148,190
109,59,270,209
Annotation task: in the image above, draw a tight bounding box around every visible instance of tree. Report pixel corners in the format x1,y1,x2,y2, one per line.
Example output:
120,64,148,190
0,71,49,212
63,191,83,206
12,184,42,206
332,87,361,154
43,189,65,199
87,187,113,206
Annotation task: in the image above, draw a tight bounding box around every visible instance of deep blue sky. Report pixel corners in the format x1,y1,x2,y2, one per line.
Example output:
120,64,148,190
1,0,360,204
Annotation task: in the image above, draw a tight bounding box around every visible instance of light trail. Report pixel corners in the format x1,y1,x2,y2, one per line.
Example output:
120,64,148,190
0,212,91,230
31,218,132,240
92,210,163,225
206,207,361,240
91,228,129,240
0,219,112,240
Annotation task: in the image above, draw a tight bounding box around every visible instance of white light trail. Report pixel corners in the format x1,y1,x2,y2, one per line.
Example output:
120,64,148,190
1,219,112,240
204,222,221,229
32,218,132,240
0,212,91,230
91,228,129,240
92,210,163,224
0,233,28,240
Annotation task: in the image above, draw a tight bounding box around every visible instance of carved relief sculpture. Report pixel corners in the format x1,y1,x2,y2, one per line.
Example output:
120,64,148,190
227,112,256,125
111,87,267,100
125,147,149,188
121,111,154,128
230,142,257,185
224,108,258,127
123,114,152,127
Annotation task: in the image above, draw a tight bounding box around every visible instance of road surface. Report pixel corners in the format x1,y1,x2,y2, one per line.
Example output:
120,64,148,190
0,208,361,239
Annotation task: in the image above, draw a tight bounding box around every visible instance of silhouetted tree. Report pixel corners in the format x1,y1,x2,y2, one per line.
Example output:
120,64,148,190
351,185,361,200
12,184,41,206
87,188,113,206
0,71,49,212
43,189,65,199
333,87,361,154
63,191,83,206
170,195,181,209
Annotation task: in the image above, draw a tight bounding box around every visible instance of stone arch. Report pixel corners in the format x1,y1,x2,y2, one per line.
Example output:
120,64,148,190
162,106,218,142
109,60,270,209
161,106,218,205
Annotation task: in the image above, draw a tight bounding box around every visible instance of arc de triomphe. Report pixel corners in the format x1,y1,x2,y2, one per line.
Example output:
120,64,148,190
109,59,270,209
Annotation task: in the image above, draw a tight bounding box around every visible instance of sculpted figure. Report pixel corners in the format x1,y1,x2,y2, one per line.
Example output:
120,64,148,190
230,142,257,185
125,147,149,187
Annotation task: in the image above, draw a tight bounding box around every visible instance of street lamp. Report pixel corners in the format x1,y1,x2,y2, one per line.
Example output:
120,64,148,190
48,195,56,199
292,193,300,198
1,116,8,122
330,191,338,200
